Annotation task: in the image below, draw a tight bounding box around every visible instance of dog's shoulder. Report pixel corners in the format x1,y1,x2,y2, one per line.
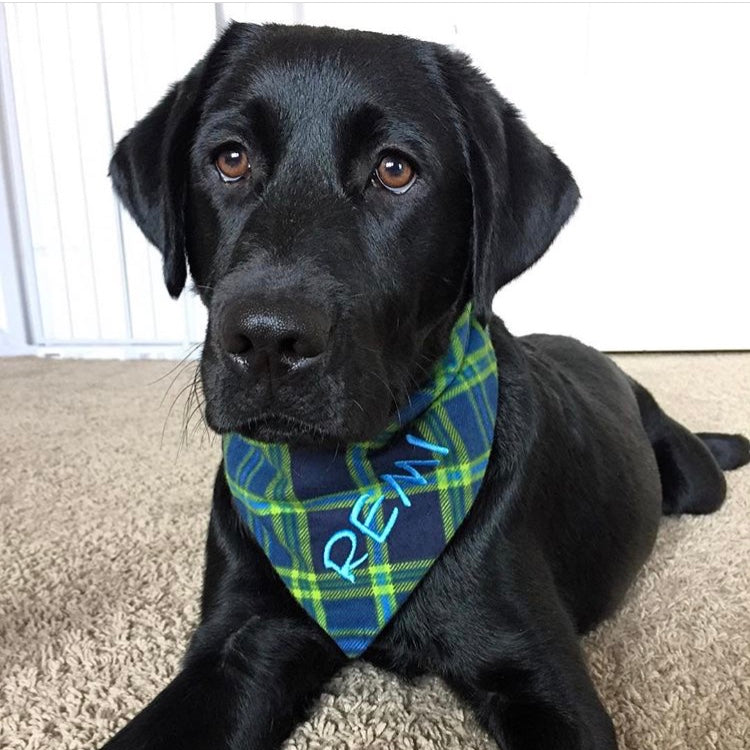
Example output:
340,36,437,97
519,332,631,403
489,323,640,447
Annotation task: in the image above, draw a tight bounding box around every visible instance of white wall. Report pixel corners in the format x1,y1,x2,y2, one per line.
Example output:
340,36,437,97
2,2,748,356
0,279,5,330
485,4,750,351
3,3,217,357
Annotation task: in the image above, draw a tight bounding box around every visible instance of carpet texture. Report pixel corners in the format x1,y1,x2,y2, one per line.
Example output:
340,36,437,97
0,353,748,750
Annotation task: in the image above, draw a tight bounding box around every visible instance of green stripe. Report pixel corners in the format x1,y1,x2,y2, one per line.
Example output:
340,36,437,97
226,452,490,512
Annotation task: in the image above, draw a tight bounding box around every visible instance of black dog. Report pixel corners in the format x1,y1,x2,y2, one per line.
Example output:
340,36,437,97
105,22,749,750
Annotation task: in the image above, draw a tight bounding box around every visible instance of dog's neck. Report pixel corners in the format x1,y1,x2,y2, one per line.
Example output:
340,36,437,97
222,303,498,657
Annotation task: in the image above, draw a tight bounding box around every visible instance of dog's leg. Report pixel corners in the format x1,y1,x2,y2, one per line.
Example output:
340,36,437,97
449,632,616,749
453,677,616,750
99,613,344,750
629,377,749,515
100,469,347,750
443,552,617,750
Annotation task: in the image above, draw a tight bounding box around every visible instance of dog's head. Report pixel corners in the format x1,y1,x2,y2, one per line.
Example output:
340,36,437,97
110,23,579,445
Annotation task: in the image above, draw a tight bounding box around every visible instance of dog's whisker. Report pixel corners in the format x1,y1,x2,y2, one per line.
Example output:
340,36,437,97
172,367,206,456
182,375,206,443
150,343,202,389
161,365,202,450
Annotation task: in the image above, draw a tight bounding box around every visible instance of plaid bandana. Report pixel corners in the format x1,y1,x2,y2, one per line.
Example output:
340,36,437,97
223,304,498,657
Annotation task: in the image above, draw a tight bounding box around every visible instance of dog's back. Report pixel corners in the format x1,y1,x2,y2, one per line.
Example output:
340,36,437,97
518,331,748,629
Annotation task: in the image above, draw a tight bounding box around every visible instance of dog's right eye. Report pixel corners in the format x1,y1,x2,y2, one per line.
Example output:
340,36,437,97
215,145,250,182
372,153,416,194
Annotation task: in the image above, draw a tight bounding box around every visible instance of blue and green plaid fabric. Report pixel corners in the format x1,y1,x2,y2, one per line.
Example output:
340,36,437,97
223,304,498,657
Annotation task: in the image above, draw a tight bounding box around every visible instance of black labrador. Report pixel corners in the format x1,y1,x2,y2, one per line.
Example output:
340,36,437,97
105,22,749,750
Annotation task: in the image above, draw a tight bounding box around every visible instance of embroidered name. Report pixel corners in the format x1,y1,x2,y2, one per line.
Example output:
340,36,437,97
323,434,449,583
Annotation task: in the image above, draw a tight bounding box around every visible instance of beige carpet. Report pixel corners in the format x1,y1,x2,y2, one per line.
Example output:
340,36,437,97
1,353,748,750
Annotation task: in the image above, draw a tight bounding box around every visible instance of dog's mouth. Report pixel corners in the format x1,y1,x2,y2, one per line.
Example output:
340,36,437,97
201,344,400,447
228,413,351,447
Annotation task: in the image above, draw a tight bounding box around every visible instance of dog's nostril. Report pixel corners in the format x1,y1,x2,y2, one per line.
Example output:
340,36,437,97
278,336,299,359
223,331,253,355
289,333,327,359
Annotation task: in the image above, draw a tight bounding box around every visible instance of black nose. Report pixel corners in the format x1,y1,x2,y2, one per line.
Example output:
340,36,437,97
219,299,331,374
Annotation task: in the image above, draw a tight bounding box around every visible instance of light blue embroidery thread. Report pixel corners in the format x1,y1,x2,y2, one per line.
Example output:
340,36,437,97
322,433,448,583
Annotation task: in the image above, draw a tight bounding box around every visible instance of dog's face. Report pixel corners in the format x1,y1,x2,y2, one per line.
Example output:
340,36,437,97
111,23,579,445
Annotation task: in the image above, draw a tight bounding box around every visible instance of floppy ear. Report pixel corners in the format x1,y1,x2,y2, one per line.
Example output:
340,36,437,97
434,48,581,324
109,61,206,298
109,22,258,297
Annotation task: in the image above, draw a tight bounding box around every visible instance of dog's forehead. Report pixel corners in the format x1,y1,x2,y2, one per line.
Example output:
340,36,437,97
207,26,446,124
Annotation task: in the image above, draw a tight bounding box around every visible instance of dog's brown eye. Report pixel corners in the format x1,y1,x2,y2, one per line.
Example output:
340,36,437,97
215,146,250,182
374,154,416,194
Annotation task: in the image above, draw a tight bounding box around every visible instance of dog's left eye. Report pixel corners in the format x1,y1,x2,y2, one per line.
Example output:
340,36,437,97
372,154,416,194
215,145,250,182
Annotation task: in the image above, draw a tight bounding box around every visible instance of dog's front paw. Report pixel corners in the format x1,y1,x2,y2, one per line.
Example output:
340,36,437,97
583,712,618,750
479,699,618,750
